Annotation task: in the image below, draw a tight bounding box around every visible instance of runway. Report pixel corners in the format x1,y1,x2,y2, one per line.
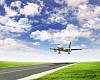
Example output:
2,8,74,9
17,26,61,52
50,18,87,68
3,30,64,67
0,63,74,80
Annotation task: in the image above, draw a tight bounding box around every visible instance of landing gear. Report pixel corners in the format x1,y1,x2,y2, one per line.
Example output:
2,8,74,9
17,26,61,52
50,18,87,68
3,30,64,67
58,51,61,54
68,52,70,54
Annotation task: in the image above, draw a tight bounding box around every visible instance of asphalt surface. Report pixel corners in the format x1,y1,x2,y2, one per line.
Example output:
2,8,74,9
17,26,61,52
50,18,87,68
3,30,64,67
0,62,74,80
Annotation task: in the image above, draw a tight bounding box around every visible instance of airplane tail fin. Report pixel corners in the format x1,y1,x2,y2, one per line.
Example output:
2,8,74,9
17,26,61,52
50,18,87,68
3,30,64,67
68,42,71,49
68,42,71,54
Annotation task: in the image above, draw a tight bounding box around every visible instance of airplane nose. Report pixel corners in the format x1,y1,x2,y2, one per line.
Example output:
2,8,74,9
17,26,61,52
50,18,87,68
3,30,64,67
58,44,63,48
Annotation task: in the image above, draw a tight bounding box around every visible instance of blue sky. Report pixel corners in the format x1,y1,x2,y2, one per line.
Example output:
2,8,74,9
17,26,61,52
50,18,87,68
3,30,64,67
0,0,100,62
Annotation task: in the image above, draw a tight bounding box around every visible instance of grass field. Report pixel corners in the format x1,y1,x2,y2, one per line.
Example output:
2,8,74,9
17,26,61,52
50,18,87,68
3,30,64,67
34,62,100,80
0,61,48,68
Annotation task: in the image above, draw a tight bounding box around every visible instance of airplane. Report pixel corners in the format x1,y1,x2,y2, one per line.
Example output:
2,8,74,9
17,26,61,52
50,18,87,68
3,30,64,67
50,42,82,54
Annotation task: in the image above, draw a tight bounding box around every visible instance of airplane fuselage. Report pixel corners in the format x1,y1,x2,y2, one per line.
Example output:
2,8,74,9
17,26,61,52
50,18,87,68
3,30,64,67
57,47,63,51
57,47,70,52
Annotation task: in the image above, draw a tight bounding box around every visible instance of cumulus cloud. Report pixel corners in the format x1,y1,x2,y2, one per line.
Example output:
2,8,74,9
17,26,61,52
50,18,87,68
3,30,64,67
0,18,31,33
0,38,20,50
66,0,88,7
11,1,21,8
20,3,40,16
48,0,100,27
0,38,40,52
0,0,5,5
45,6,69,25
54,0,88,8
33,42,41,45
79,30,92,38
48,16,67,25
77,5,100,22
83,18,100,29
80,44,87,48
0,16,8,24
0,38,17,45
30,30,52,41
4,6,18,17
30,24,92,44
54,0,65,4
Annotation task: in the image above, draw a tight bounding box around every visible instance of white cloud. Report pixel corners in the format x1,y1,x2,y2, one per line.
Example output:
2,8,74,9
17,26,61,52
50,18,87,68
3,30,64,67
11,1,21,8
0,16,8,24
80,44,87,48
94,6,100,17
89,34,100,45
66,0,88,7
79,30,92,38
18,18,29,24
47,0,100,26
30,30,52,41
0,38,40,52
77,5,100,22
54,0,65,4
0,17,32,39
83,18,100,29
20,3,40,16
4,5,18,17
30,24,92,44
48,16,67,25
91,23,100,29
0,0,5,5
0,18,31,33
45,7,68,25
77,5,93,21
2,38,16,45
33,42,41,45
0,38,20,50
54,0,88,8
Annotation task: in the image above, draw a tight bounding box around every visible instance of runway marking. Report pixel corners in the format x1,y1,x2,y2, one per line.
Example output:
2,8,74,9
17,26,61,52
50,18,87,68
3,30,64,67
0,65,49,75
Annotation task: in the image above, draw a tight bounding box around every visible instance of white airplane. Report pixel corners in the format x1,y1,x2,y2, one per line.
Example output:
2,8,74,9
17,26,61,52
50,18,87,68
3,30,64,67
50,42,82,54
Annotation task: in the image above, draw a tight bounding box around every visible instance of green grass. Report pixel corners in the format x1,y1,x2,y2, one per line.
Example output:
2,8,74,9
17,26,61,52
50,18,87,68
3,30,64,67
34,62,100,80
0,61,48,68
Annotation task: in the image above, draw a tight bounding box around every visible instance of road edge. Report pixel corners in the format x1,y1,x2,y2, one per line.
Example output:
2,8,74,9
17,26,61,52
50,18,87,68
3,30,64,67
18,63,76,80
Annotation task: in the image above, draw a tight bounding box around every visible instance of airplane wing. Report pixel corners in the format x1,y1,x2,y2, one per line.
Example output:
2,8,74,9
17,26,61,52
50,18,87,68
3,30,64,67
64,48,82,52
70,49,82,50
50,48,58,52
50,48,57,50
